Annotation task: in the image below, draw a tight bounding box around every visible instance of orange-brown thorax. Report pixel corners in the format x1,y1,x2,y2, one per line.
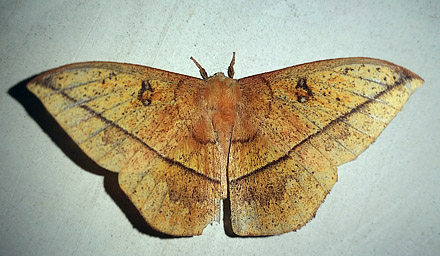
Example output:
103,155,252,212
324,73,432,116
204,73,240,198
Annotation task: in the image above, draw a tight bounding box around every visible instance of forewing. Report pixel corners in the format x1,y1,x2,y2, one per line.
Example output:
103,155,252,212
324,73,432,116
229,58,423,236
27,62,221,236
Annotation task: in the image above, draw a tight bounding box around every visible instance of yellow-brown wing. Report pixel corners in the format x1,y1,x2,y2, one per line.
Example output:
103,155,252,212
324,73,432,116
229,58,423,236
27,62,221,236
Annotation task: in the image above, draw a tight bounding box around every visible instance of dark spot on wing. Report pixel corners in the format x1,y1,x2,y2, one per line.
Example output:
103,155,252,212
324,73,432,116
137,80,153,106
295,77,313,103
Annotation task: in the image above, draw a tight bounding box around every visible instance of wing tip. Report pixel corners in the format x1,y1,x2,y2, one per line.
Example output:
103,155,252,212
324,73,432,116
397,65,424,93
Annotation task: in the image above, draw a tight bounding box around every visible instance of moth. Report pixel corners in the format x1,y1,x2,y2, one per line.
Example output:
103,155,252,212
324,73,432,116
27,53,423,236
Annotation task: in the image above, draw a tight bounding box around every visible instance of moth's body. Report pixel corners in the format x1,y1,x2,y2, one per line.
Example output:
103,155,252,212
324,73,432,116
27,54,423,236
201,72,241,198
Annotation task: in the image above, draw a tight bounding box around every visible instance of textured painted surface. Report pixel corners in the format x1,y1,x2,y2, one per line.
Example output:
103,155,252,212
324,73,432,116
27,57,423,236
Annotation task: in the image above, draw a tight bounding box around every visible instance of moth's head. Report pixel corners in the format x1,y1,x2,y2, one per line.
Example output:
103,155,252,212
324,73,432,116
205,72,237,89
211,72,227,78
206,72,235,83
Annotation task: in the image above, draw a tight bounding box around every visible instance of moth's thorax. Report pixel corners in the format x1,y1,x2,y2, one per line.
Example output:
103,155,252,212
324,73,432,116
204,73,240,131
